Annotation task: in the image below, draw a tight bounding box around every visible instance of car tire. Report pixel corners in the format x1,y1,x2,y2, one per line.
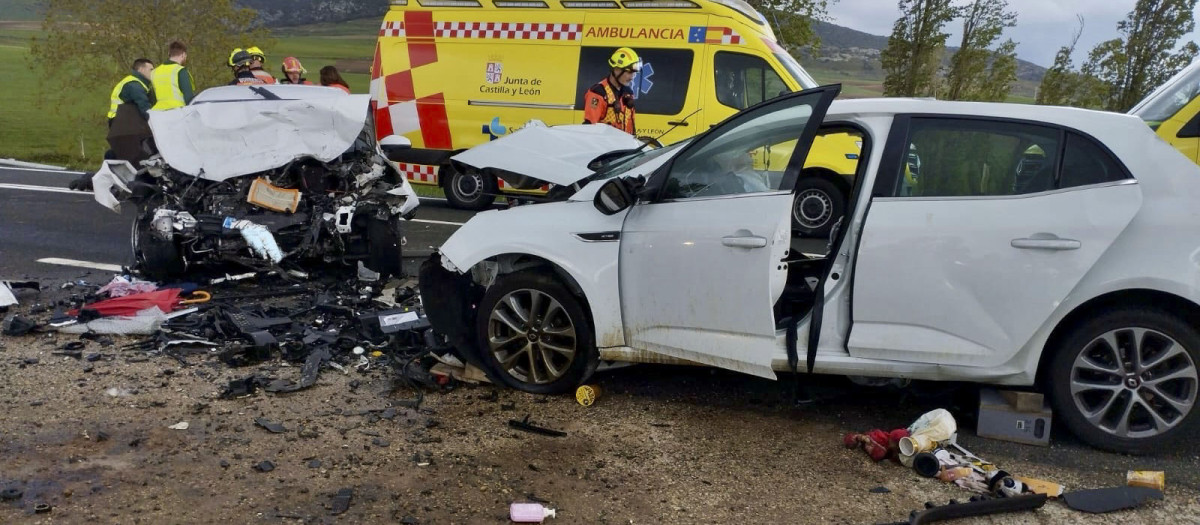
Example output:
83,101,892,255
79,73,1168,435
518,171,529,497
444,167,497,211
1047,307,1200,454
131,213,185,280
792,176,844,237
474,271,598,394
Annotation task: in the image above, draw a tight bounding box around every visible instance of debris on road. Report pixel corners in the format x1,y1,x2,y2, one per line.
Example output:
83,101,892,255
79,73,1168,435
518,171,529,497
575,384,601,407
253,461,276,473
168,422,189,430
510,502,557,523
254,418,288,434
1062,486,1164,513
1127,470,1166,490
508,415,566,438
887,493,1048,525
330,488,354,515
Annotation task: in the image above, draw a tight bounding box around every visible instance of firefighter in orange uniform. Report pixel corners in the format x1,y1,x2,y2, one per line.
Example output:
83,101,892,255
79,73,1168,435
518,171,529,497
582,47,640,135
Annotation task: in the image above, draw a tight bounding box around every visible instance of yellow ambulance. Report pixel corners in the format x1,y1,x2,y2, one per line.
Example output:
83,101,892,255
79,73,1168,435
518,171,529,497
1131,59,1200,164
370,0,860,235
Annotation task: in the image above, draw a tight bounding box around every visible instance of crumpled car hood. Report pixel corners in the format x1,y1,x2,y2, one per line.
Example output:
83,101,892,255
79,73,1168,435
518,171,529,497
450,122,643,187
147,94,371,181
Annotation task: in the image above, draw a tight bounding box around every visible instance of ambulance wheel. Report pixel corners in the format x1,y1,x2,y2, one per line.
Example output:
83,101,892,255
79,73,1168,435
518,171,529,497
792,176,844,237
444,168,497,211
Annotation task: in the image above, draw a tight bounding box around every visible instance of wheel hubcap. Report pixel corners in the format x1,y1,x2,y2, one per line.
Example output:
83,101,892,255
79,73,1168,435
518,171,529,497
487,288,577,385
794,189,832,229
453,173,483,200
1070,327,1198,439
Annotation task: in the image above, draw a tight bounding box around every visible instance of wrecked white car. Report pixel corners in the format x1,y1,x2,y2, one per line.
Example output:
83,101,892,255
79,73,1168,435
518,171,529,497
92,85,419,279
422,85,1200,454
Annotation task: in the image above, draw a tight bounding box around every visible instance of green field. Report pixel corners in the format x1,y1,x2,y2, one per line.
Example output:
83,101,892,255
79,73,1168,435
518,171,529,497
0,16,1036,170
0,20,382,170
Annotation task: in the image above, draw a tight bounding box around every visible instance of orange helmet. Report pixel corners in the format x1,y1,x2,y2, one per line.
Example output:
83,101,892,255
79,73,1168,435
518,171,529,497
281,56,306,74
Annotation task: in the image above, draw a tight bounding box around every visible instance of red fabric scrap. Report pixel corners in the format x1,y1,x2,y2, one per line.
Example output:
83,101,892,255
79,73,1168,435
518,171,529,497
77,289,181,317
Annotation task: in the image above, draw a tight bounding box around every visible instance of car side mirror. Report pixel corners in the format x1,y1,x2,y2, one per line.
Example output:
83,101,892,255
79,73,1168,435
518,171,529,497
379,135,412,162
594,178,638,215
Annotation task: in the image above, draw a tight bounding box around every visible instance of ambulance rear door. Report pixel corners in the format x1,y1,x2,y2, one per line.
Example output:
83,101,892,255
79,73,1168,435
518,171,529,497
577,11,706,145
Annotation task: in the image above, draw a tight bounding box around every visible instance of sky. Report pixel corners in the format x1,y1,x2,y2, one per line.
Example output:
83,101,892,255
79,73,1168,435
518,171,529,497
826,0,1200,67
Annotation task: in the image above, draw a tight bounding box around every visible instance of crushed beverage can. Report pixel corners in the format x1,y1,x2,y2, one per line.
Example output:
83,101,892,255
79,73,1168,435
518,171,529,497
575,385,601,407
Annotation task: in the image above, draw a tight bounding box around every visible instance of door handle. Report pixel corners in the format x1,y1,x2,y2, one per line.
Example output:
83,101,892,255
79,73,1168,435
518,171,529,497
666,121,690,127
722,235,768,249
1011,233,1081,251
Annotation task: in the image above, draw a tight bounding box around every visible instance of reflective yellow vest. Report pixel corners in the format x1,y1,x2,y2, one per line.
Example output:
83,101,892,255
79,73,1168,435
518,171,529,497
107,75,150,119
151,63,189,111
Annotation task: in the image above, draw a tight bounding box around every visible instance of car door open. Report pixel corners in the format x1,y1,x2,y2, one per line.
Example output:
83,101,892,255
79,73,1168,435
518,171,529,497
617,86,840,378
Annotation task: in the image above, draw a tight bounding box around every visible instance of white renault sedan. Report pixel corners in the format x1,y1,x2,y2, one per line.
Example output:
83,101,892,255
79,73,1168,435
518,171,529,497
419,86,1200,454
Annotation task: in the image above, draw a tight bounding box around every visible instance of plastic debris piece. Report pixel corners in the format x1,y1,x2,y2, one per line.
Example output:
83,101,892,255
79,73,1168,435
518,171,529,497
105,387,134,397
1062,487,1164,514
907,408,957,443
896,494,1047,525
59,306,168,335
253,460,276,473
509,415,566,437
870,486,892,494
168,421,190,430
330,488,353,515
264,347,331,393
0,282,16,308
511,502,557,523
225,219,284,263
255,418,287,434
2,314,37,336
0,487,23,500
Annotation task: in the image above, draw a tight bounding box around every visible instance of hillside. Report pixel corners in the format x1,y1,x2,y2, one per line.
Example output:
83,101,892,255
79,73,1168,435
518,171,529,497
242,0,386,27
808,20,1046,83
0,0,41,20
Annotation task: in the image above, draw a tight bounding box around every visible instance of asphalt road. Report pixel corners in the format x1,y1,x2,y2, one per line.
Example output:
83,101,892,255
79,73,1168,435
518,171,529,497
0,166,479,281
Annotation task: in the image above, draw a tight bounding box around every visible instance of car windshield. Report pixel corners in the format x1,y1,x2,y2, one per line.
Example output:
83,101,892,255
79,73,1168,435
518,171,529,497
774,53,818,90
593,140,689,180
1131,61,1200,129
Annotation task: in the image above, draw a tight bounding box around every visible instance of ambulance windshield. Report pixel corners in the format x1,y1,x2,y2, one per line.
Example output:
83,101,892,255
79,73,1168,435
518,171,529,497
1131,60,1200,129
774,52,818,90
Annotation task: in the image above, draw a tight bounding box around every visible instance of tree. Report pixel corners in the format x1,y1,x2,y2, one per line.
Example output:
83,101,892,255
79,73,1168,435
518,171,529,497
944,0,1017,101
745,0,832,50
1082,0,1199,112
29,0,271,153
881,0,959,97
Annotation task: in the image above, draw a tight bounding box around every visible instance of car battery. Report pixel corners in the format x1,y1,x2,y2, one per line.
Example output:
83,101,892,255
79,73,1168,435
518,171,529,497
977,388,1052,446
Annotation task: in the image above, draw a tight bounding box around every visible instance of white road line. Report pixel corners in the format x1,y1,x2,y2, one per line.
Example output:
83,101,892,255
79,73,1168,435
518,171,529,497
37,258,124,272
0,183,80,195
410,218,465,226
0,166,85,175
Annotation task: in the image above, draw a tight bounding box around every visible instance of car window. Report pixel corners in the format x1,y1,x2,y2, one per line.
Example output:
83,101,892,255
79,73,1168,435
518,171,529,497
894,118,1061,197
575,47,693,116
660,93,820,200
714,52,789,110
1060,132,1131,188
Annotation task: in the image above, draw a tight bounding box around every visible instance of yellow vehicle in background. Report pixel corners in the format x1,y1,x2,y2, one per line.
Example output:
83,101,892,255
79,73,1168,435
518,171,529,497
1131,59,1200,163
370,0,860,235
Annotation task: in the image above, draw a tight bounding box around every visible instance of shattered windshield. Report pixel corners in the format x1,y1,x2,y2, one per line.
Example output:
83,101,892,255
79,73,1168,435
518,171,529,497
1131,61,1200,129
592,141,688,181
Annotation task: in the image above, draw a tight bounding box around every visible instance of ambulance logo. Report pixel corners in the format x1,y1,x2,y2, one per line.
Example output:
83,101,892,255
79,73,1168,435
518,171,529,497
486,62,504,84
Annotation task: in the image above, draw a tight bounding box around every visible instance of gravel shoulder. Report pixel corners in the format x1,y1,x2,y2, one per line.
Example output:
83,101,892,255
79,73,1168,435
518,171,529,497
1,334,1198,524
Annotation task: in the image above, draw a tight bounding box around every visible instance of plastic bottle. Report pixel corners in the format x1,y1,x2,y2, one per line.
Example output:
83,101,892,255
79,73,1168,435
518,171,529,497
510,502,556,523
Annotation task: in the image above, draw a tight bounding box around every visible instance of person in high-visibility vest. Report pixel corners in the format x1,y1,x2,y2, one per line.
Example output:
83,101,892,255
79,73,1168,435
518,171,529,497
73,58,158,190
246,46,277,84
319,66,351,94
582,47,640,135
279,57,312,85
151,41,195,111
107,58,155,124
